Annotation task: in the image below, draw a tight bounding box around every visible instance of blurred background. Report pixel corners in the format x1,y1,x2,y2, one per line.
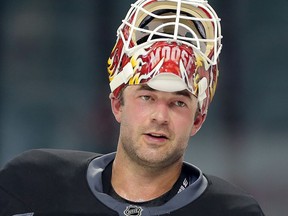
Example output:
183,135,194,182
0,0,287,215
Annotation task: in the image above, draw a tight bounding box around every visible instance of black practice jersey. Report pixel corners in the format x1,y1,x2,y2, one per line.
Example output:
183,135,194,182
0,149,264,216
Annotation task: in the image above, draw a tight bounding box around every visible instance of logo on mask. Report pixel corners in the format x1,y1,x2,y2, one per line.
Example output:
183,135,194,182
124,205,143,216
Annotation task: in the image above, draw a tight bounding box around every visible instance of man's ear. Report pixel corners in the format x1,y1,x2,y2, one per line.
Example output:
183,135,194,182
110,93,122,123
191,113,207,136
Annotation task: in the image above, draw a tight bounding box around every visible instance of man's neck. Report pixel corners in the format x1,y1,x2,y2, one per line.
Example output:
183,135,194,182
111,152,183,203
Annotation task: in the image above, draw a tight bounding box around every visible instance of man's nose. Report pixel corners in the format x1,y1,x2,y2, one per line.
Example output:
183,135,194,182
150,102,170,125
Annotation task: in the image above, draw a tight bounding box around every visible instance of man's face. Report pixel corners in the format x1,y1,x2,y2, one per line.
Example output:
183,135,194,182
111,84,204,169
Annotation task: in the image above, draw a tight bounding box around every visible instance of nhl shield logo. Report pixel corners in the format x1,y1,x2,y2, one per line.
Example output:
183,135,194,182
124,205,143,216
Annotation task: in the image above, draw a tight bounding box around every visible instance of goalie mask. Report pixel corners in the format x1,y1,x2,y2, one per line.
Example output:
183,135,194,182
107,0,222,114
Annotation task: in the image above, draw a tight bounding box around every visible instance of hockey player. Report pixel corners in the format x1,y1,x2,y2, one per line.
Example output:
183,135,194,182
0,0,265,215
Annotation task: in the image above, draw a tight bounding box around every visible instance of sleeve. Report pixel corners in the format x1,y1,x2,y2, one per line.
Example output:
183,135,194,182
0,149,51,215
0,185,31,215
204,175,266,216
0,148,99,215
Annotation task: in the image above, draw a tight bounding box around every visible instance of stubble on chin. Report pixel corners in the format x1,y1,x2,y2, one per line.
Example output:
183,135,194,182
120,133,186,170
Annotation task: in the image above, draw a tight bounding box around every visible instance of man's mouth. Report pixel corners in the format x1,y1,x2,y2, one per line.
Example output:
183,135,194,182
146,133,168,139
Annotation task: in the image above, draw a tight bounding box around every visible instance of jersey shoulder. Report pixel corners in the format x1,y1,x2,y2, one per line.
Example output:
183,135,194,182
198,175,265,215
0,149,106,214
0,148,101,187
0,148,100,177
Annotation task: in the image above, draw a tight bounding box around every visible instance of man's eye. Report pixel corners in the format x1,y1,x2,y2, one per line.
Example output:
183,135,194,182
174,101,186,107
141,95,151,101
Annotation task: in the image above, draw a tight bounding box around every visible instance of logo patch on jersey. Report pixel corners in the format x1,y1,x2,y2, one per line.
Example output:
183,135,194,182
124,205,143,216
178,177,189,193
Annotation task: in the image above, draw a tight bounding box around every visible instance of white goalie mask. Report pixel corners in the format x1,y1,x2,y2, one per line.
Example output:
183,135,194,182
108,0,222,114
